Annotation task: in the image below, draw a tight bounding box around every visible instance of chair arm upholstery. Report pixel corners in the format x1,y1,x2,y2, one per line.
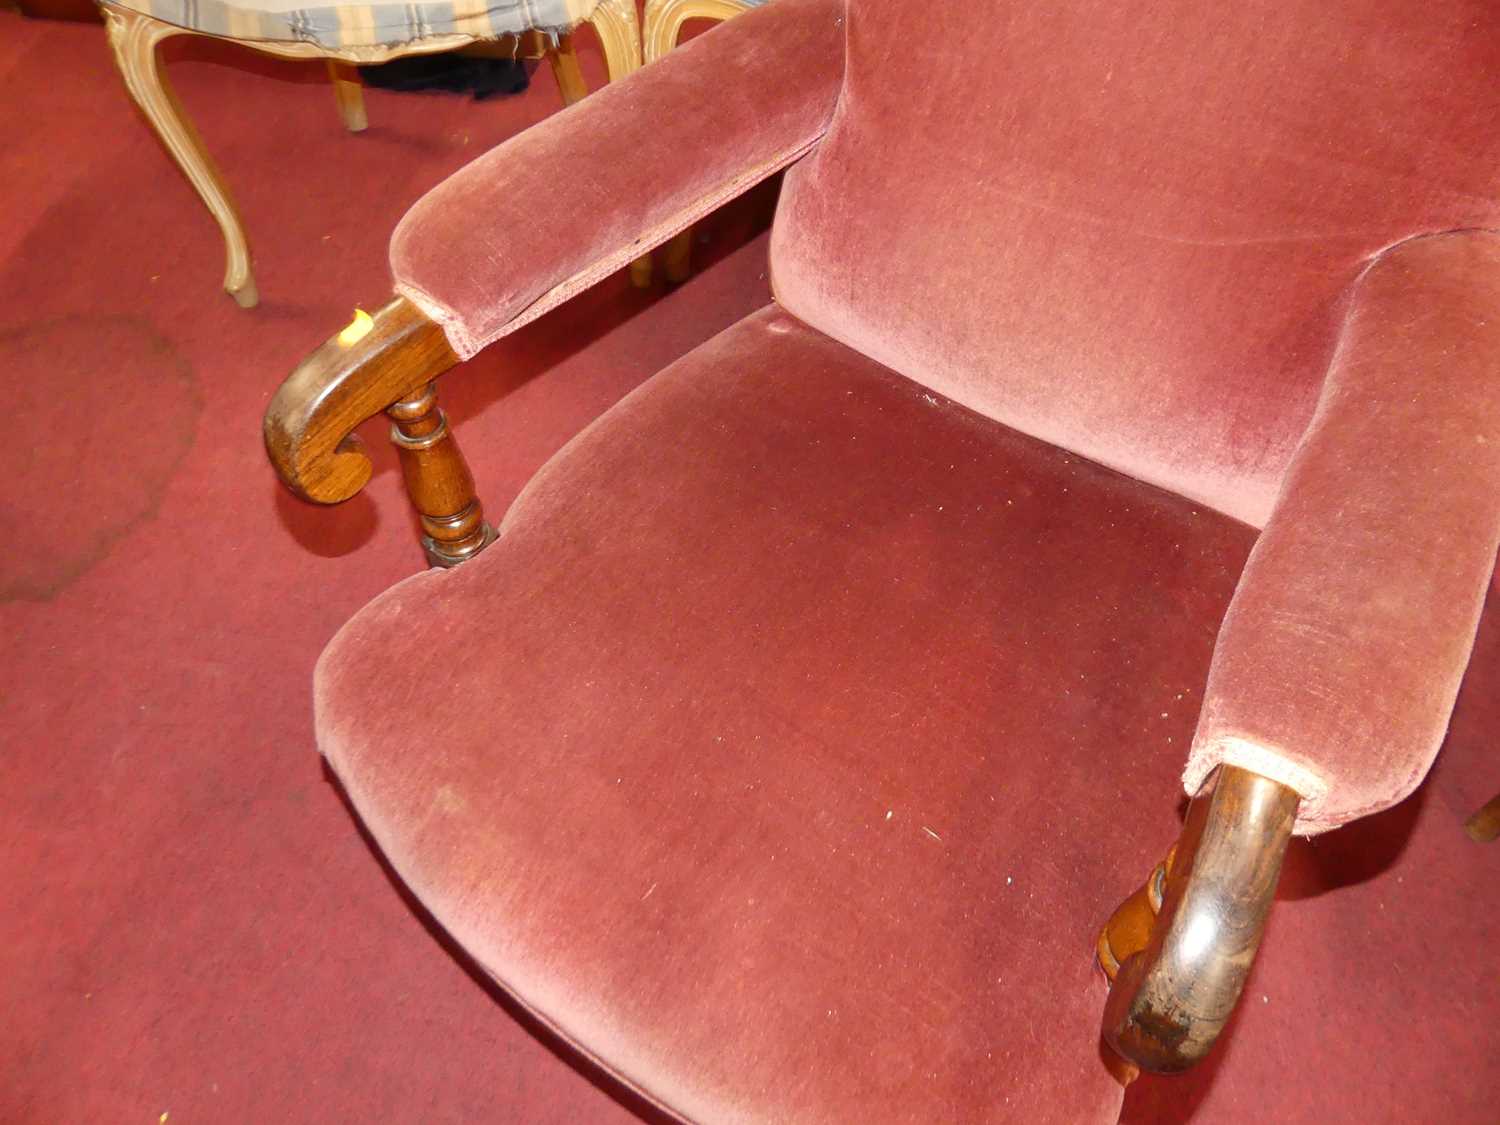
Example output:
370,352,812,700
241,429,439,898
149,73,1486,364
391,0,848,359
267,0,841,514
1184,229,1500,835
1106,244,1500,1065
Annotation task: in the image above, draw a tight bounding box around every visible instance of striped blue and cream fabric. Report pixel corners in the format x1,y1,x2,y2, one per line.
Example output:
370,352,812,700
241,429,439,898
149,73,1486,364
114,0,599,51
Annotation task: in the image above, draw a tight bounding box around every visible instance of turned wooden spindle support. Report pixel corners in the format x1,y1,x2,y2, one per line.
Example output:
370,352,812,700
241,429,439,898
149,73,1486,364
1097,765,1300,1078
386,383,495,567
264,296,495,567
1097,846,1175,984
1095,845,1175,1087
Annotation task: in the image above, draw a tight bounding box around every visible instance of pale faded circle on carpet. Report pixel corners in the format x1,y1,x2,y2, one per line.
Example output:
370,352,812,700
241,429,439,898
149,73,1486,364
0,314,199,600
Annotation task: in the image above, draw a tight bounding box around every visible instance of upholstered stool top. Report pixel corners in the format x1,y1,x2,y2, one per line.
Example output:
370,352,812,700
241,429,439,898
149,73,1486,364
106,0,599,51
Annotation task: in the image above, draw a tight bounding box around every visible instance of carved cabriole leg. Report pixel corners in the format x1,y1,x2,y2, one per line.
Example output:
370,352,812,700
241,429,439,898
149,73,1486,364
641,0,753,285
590,0,643,84
325,60,368,132
586,0,654,288
386,383,496,567
101,3,258,307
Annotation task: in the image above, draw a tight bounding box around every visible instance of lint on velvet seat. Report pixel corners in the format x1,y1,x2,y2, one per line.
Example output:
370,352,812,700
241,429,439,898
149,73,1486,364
263,0,1500,1120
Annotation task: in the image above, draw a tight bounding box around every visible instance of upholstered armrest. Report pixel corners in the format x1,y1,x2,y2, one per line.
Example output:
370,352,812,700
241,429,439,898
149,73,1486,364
267,0,843,555
1102,229,1500,1076
392,0,847,358
1185,229,1500,835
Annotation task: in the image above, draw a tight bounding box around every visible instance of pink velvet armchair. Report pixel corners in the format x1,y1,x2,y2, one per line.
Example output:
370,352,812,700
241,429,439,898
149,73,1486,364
264,0,1500,1120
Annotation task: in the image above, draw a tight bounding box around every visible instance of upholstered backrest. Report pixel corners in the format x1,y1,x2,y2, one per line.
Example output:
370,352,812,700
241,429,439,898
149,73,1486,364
771,0,1500,526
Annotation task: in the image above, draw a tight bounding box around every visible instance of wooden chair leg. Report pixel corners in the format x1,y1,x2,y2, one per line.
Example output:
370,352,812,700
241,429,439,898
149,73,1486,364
325,60,368,132
100,2,258,308
546,33,590,107
643,0,753,64
387,382,495,567
662,230,694,284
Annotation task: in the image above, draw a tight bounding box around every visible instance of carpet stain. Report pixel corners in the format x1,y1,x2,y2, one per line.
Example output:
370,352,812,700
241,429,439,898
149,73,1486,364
0,314,200,600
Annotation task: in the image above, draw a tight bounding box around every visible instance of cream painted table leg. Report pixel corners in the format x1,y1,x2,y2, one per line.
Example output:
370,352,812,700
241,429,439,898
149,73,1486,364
326,60,368,132
591,0,643,82
102,4,258,307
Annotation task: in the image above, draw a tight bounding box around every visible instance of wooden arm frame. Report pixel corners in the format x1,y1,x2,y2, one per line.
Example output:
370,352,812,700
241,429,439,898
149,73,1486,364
264,296,495,566
1098,766,1300,1076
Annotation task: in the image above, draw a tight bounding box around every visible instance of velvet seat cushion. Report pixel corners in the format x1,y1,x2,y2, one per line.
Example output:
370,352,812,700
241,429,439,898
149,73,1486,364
315,306,1500,1122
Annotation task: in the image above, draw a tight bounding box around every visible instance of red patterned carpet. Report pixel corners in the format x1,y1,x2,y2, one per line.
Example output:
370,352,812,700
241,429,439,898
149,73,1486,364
0,10,765,1120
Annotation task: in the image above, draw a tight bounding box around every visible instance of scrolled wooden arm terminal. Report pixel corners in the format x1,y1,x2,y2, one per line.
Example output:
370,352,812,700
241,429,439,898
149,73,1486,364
1098,765,1300,1077
263,297,494,568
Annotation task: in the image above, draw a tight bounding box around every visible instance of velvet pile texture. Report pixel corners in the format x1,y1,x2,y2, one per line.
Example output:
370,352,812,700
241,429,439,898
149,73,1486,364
765,0,1500,834
1,12,792,1119
317,310,1500,1122
772,0,1500,530
1184,233,1500,831
318,308,1255,1124
391,0,1500,832
333,0,1500,1118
